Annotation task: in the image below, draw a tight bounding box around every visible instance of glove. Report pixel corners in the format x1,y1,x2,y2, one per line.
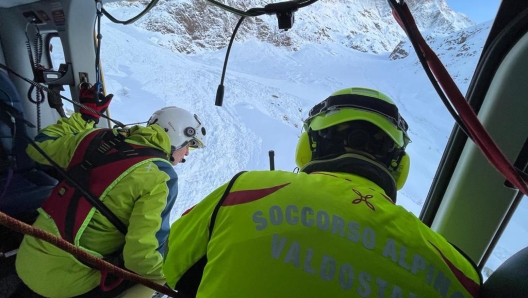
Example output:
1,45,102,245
79,84,113,124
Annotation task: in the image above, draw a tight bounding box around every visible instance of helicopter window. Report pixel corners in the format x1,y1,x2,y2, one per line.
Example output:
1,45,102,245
48,36,73,115
481,196,528,281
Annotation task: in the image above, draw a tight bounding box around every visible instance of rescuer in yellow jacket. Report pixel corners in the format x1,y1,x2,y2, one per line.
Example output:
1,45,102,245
14,86,206,298
163,87,482,298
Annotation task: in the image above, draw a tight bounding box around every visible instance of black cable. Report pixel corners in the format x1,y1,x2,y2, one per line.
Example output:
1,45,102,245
0,63,126,128
24,22,45,131
102,0,160,25
47,85,67,118
203,0,318,17
388,0,472,139
208,0,318,106
203,0,265,17
97,0,317,108
94,1,104,97
298,0,319,8
122,121,148,127
24,23,36,71
0,103,128,234
215,16,246,106
35,27,43,66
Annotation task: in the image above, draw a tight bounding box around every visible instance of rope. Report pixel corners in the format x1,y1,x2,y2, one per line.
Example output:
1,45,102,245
0,211,178,297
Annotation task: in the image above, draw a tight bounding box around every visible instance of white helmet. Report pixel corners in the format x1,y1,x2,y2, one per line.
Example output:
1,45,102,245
147,106,206,150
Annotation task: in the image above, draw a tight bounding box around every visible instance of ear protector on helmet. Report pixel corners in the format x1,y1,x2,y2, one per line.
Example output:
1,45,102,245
295,131,312,168
295,129,410,190
391,152,410,190
184,127,196,137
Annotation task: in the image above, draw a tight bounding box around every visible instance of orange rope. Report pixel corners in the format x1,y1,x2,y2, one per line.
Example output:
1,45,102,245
0,211,178,297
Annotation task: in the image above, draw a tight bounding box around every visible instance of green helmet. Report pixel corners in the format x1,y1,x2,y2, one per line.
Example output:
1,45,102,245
306,87,410,148
295,87,411,191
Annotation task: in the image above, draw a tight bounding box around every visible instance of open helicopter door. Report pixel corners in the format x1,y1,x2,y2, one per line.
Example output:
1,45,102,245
415,0,528,296
0,1,111,296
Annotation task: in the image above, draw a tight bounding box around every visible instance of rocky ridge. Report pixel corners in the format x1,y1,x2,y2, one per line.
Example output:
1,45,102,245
108,0,474,54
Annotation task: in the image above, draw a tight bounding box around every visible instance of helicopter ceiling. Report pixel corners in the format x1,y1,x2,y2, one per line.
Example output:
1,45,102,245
0,0,39,8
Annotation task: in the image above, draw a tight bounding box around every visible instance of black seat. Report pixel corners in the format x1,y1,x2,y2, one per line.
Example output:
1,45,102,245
0,70,57,219
481,246,528,298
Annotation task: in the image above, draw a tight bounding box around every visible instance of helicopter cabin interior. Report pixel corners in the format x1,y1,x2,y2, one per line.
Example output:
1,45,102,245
1,0,528,297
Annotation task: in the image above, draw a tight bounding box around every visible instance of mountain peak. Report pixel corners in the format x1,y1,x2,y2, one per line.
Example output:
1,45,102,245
108,0,474,54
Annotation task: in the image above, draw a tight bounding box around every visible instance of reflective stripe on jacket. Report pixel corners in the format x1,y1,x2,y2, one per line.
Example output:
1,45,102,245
164,170,481,298
16,113,177,297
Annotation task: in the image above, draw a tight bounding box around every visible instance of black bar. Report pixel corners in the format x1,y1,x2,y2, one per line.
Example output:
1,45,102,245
269,150,275,170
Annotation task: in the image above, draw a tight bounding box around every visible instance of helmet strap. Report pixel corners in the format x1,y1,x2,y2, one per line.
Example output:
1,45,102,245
169,146,176,163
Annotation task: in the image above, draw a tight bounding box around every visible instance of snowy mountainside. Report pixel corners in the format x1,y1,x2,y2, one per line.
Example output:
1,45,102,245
107,0,473,54
372,21,492,207
98,3,488,217
389,20,493,84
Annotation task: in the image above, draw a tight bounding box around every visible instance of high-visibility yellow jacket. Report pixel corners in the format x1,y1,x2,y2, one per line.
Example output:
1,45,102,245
16,113,177,297
164,170,481,298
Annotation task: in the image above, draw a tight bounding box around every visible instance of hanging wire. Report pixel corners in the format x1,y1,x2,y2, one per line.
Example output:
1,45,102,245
202,0,318,17
215,15,246,106
102,0,160,25
0,63,125,128
24,21,45,131
202,0,265,17
121,121,148,127
297,0,318,8
94,0,104,97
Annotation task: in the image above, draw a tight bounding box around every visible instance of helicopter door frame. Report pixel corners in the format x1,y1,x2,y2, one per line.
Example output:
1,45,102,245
421,0,528,267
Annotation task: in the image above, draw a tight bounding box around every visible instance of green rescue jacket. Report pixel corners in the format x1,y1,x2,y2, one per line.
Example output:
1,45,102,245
16,113,178,297
164,170,481,298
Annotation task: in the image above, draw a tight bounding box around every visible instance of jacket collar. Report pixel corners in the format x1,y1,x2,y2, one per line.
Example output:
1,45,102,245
301,153,397,202
122,125,172,156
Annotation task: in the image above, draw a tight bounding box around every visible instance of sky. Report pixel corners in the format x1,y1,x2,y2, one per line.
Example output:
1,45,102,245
46,3,526,292
445,0,502,24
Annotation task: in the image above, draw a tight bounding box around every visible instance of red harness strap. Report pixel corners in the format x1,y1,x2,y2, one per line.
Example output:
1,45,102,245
41,129,167,243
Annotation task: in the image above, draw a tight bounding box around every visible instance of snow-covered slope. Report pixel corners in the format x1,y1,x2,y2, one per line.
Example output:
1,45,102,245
390,20,493,84
107,0,473,54
96,3,482,218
